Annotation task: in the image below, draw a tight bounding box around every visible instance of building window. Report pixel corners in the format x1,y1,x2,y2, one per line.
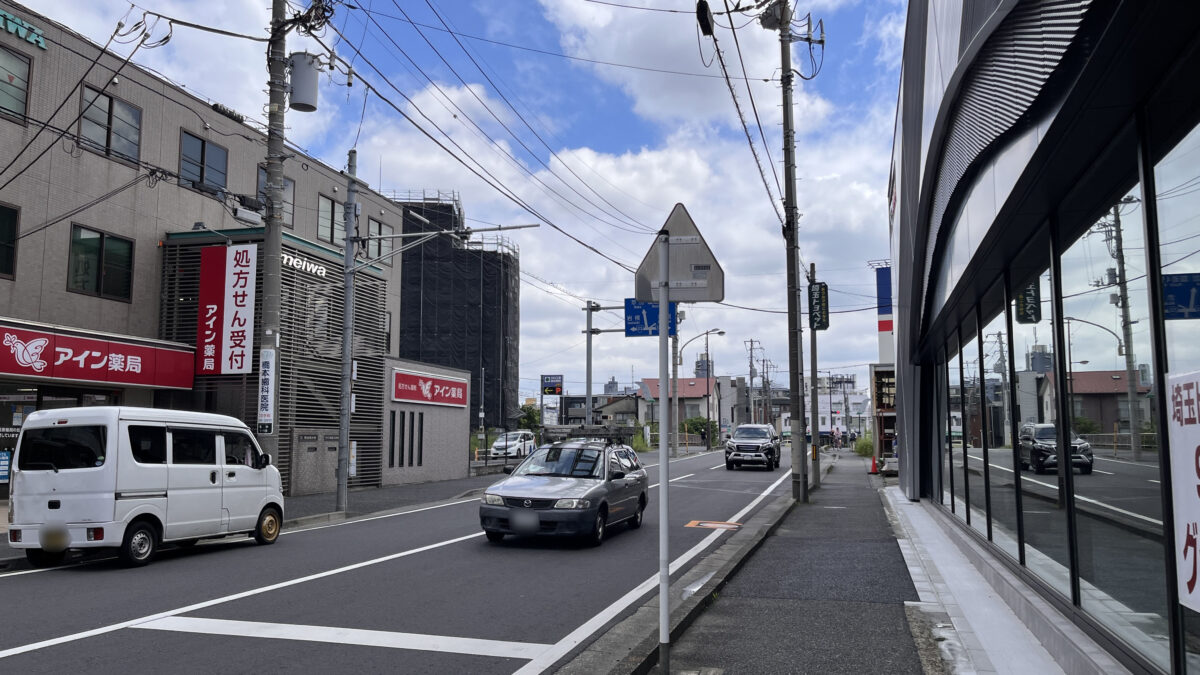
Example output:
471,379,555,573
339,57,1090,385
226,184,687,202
367,218,393,263
407,411,415,466
80,86,140,161
397,410,406,467
68,224,133,301
179,130,227,192
0,46,29,119
318,194,345,245
0,203,16,278
256,166,294,227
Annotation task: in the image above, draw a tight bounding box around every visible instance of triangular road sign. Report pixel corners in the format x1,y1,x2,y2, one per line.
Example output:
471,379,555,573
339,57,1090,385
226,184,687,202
634,203,724,303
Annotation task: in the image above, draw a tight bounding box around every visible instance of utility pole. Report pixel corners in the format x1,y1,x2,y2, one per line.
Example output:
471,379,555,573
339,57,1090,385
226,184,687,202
745,339,760,423
583,301,624,427
336,149,358,512
761,0,819,501
809,262,821,488
1110,200,1142,461
761,357,771,427
261,0,289,486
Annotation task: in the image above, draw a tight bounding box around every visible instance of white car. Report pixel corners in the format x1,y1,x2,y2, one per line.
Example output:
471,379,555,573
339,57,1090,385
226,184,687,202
489,430,536,458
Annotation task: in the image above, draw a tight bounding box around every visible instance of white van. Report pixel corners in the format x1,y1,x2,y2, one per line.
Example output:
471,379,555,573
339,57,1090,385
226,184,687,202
7,407,284,567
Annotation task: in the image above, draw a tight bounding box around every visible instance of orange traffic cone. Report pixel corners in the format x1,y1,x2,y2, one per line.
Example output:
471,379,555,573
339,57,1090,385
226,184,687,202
870,455,878,474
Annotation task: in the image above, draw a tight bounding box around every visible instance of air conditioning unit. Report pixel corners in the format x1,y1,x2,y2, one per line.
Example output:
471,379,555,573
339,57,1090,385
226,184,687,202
232,207,263,226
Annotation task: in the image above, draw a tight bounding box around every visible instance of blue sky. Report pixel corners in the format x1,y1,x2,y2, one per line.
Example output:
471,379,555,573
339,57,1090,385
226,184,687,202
29,0,905,411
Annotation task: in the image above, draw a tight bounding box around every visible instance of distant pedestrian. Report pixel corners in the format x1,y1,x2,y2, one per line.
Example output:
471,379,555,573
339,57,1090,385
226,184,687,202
700,428,708,447
833,427,843,450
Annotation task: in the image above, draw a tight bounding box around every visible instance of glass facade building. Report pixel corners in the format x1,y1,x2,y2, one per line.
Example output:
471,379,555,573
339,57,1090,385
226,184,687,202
891,2,1200,671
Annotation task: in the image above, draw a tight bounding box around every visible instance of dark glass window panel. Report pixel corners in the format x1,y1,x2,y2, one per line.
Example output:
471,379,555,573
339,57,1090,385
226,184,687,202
110,98,141,160
318,195,334,242
68,226,102,293
0,47,29,117
129,426,166,464
80,89,109,150
0,204,16,276
171,429,216,464
180,132,204,185
101,235,132,300
204,142,227,189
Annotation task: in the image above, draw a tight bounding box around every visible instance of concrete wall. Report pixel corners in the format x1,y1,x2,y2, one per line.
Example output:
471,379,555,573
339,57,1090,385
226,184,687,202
380,358,470,485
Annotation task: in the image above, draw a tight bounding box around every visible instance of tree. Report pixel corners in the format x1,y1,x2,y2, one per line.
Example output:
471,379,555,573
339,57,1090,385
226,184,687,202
516,404,541,431
1073,415,1100,435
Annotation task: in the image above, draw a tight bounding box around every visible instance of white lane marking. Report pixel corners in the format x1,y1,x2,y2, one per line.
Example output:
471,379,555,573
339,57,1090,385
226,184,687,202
1021,476,1162,526
285,498,480,535
0,566,55,579
709,464,724,470
136,616,552,660
648,473,696,489
1095,456,1160,469
641,450,721,469
0,532,483,660
1149,479,1161,484
514,470,791,675
1093,469,1114,475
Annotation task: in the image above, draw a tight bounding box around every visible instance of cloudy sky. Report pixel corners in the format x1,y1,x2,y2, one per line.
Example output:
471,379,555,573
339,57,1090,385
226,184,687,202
27,0,904,407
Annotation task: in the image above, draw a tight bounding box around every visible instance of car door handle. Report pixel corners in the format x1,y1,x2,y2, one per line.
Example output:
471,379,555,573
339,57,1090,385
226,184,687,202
210,471,217,484
227,471,236,479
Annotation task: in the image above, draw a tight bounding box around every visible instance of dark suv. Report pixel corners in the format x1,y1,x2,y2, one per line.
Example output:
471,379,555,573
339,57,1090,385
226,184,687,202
725,424,781,470
1018,423,1093,475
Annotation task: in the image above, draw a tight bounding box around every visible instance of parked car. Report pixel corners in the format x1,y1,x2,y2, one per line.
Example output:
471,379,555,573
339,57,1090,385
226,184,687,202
479,441,647,546
1018,423,1094,474
8,407,284,568
725,424,781,470
488,430,536,458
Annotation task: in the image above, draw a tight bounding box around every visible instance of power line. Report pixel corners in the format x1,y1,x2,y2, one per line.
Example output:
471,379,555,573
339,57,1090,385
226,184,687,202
723,0,781,200
308,32,637,272
352,5,774,81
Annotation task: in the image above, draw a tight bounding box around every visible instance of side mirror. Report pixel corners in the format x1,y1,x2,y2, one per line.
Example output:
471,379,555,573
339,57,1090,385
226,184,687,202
609,470,626,480
260,453,271,468
502,466,514,474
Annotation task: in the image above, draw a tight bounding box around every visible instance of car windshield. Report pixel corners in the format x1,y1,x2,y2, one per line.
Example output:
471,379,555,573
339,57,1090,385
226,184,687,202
514,445,602,478
733,427,769,440
496,433,523,444
1033,427,1056,440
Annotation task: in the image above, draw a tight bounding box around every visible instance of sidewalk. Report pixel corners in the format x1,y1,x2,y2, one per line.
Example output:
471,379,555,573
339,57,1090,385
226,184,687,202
588,450,1127,675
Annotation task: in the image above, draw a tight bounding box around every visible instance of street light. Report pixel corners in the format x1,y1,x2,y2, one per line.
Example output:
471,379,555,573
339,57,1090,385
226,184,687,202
681,328,723,447
1064,315,1139,459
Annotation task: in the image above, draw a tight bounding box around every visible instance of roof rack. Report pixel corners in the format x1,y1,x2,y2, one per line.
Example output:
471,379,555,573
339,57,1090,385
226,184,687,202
542,424,636,444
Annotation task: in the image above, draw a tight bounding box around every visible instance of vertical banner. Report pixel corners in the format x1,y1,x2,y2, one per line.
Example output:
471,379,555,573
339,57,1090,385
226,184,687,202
257,348,276,435
349,440,357,478
196,244,258,374
1170,369,1200,613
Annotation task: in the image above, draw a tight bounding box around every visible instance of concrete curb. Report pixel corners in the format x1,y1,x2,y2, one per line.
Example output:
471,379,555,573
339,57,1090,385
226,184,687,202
556,458,840,675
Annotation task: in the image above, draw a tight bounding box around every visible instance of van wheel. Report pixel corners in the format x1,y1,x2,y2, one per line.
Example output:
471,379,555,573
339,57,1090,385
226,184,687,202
119,522,158,567
254,507,282,545
25,549,66,568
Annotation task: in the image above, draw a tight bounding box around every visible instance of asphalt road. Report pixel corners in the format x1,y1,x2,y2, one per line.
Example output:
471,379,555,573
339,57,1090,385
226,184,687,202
0,450,791,674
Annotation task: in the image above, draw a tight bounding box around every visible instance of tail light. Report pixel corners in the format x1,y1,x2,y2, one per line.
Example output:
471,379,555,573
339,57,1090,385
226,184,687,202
8,530,20,543
86,527,104,541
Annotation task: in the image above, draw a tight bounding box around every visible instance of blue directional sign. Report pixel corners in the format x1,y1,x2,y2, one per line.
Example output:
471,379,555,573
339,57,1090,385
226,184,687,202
625,298,677,337
0,450,9,483
1164,273,1200,320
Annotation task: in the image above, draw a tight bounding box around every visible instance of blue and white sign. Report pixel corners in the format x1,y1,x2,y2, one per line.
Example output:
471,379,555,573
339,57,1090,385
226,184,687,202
0,450,10,483
625,298,677,337
1165,273,1200,320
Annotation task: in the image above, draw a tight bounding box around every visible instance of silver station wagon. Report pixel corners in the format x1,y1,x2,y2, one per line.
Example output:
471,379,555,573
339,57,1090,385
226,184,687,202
479,440,648,546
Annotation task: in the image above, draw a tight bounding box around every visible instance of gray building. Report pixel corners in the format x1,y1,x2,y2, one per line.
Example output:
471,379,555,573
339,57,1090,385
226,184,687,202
0,2,467,496
890,2,1200,670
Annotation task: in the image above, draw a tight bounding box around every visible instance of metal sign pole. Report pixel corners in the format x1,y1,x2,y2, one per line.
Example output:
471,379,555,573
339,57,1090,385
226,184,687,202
656,230,671,672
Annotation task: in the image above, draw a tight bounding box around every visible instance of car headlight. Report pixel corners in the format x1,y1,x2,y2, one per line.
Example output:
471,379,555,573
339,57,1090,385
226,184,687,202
482,494,504,505
554,498,591,509
1079,443,1091,451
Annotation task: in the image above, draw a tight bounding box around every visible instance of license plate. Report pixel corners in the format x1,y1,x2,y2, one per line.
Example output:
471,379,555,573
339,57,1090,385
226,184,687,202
511,509,539,534
40,528,69,552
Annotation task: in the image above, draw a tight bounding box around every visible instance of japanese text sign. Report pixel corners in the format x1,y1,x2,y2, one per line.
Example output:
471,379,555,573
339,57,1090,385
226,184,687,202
196,244,258,375
1015,280,1042,324
393,369,468,407
809,282,829,331
0,324,193,389
1169,369,1200,613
